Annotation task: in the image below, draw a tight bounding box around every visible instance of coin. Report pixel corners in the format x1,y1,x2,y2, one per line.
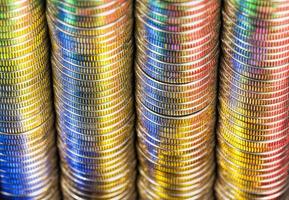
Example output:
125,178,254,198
0,1,60,199
47,0,136,199
135,0,220,199
215,0,289,199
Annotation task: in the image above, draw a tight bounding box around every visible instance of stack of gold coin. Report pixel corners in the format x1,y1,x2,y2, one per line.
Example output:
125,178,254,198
215,0,289,199
47,0,136,199
0,0,60,199
135,0,220,199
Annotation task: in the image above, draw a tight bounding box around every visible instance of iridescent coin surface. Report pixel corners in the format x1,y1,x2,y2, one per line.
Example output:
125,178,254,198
135,0,220,199
215,0,289,199
47,0,136,199
0,0,60,199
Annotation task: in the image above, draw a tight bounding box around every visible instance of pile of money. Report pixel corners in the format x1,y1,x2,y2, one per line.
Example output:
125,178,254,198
47,0,136,199
215,0,289,199
0,0,59,199
135,0,220,199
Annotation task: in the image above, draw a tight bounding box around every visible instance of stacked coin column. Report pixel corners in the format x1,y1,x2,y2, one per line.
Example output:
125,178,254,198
0,0,60,199
215,0,289,199
135,0,220,199
47,0,136,199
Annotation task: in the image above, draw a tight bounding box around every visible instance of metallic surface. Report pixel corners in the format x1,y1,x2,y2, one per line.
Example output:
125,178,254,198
0,0,60,199
215,0,289,199
46,0,136,199
135,0,220,199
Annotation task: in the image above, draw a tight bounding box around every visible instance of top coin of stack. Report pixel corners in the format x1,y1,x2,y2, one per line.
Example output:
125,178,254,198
135,0,220,199
215,0,289,199
0,0,60,199
47,0,136,199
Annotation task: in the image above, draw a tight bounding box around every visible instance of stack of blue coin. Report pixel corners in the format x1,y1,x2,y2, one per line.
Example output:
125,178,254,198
135,0,220,199
0,0,60,199
47,0,136,199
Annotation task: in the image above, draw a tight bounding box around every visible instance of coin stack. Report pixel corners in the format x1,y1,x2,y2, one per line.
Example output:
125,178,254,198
0,0,60,199
135,0,220,199
47,0,136,199
215,0,289,199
